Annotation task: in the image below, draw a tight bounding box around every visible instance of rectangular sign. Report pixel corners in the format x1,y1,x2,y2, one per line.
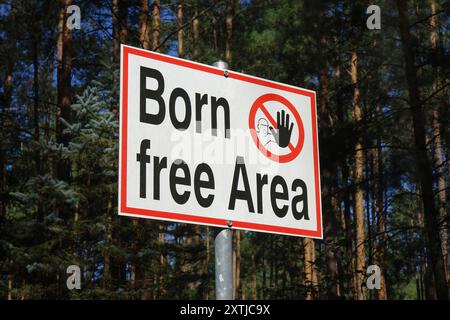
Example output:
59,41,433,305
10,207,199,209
119,45,322,238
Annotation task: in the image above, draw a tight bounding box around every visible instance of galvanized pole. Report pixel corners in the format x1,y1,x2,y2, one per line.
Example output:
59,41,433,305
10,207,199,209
213,60,233,300
214,227,233,299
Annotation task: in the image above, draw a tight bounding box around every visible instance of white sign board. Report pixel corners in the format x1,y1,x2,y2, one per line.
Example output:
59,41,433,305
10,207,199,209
119,45,322,238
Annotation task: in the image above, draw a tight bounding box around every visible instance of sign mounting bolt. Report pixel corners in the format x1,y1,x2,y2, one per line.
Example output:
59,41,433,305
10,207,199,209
224,70,229,78
227,220,233,228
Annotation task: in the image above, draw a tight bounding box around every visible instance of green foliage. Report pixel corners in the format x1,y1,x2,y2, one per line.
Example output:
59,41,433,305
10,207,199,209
0,0,448,300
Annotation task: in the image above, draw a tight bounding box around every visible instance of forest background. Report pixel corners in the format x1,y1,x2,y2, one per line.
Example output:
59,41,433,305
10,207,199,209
0,0,448,300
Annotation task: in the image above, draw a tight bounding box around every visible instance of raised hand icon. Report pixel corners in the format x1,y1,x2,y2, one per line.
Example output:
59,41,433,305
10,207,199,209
269,110,294,148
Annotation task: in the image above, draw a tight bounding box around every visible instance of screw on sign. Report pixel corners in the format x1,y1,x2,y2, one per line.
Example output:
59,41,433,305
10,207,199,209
249,93,305,163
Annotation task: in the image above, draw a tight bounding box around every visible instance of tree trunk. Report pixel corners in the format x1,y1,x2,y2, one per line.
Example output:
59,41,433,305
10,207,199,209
351,51,366,300
269,238,274,292
311,240,318,295
212,0,218,53
56,0,72,124
177,0,184,58
149,0,165,298
342,165,356,298
336,63,356,299
7,274,13,300
112,0,120,61
56,0,73,183
156,225,165,298
103,199,113,289
332,194,342,297
139,0,151,50
318,60,339,299
225,0,233,65
429,0,448,278
130,219,140,291
0,50,13,227
445,97,450,184
152,0,161,52
112,0,128,61
193,1,200,60
252,251,257,299
373,109,388,299
119,1,127,45
262,241,266,298
110,0,128,293
418,201,437,298
303,238,316,299
365,151,372,272
396,0,448,299
33,35,41,175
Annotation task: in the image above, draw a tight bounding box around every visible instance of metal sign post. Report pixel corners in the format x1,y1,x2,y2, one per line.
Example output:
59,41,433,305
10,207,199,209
214,227,233,299
213,60,233,300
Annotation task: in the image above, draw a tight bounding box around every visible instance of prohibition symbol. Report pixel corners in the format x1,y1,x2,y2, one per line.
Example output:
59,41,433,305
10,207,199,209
249,93,305,163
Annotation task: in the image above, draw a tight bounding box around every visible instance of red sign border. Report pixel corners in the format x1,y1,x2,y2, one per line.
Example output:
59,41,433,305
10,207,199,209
119,45,322,238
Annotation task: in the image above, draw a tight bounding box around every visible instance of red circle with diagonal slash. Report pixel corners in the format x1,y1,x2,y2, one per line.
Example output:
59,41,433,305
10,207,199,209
249,93,304,163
